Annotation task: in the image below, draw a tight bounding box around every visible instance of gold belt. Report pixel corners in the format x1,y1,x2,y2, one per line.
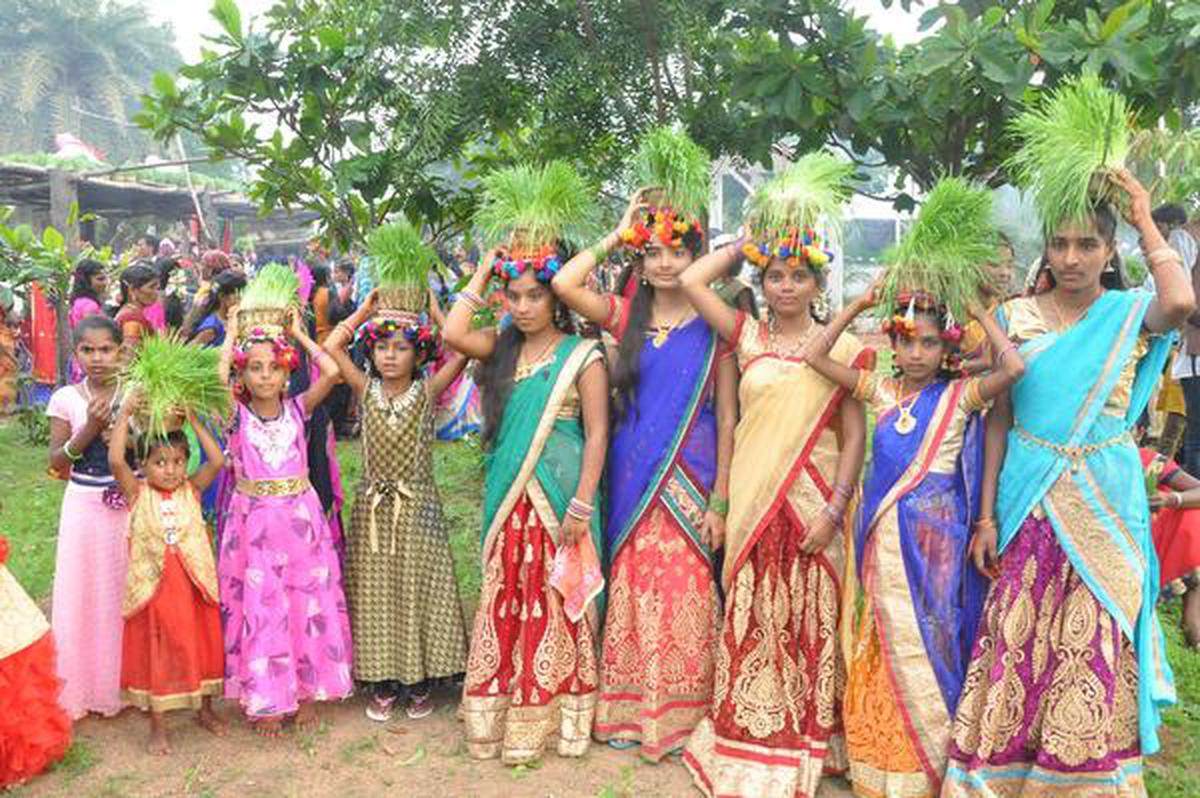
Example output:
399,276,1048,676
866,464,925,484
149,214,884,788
1014,423,1131,472
236,476,311,497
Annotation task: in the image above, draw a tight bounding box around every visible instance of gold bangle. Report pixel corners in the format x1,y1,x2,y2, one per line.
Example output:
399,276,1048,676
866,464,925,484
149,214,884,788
1147,248,1183,268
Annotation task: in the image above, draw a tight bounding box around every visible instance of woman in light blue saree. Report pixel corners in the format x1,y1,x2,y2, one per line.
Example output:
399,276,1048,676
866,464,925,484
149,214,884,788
944,170,1193,797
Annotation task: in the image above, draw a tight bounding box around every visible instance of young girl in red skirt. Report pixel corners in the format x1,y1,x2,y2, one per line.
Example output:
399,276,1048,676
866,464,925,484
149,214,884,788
0,534,72,787
1141,448,1200,648
109,403,228,754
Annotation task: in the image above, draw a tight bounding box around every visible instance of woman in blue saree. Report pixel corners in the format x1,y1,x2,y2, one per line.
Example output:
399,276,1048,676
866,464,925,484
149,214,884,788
945,170,1193,797
554,191,737,760
805,284,1024,798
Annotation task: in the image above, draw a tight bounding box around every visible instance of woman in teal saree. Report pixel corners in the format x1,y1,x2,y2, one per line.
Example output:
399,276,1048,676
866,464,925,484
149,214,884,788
444,252,609,766
944,171,1193,797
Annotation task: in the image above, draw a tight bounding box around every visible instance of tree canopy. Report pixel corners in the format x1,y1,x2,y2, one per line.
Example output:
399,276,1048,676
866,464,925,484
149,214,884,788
0,0,184,163
137,0,1200,246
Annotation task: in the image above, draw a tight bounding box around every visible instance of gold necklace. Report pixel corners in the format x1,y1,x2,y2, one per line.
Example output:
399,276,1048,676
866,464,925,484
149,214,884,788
649,309,692,348
892,383,922,435
514,334,560,381
768,317,815,359
1049,289,1102,332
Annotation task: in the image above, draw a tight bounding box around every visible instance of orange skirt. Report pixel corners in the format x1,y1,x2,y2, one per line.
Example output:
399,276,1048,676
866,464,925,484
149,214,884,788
121,550,223,712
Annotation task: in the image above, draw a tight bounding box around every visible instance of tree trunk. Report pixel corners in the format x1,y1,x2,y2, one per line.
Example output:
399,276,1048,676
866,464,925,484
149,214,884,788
49,170,79,387
638,0,668,124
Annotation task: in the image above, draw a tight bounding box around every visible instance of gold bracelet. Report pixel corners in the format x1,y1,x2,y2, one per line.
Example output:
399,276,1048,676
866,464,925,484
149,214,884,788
1147,247,1183,268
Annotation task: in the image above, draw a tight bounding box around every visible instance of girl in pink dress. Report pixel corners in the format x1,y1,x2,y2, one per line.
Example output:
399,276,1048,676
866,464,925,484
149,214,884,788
217,307,353,735
45,316,129,718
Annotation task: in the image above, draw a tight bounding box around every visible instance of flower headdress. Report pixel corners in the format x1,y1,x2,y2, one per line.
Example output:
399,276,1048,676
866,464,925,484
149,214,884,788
355,313,440,369
620,126,710,252
475,161,598,284
877,177,997,325
368,218,438,318
121,334,230,439
880,291,966,372
741,151,853,271
233,262,301,375
1006,72,1132,236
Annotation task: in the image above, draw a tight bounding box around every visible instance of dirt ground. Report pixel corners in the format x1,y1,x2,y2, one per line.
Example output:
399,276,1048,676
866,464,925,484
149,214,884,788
17,685,855,798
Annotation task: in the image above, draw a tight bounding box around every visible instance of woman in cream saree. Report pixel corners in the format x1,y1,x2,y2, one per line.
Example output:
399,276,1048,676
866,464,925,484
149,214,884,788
678,235,869,798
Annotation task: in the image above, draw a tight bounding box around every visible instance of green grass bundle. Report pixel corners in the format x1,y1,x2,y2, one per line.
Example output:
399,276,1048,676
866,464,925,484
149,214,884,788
368,218,437,291
121,335,230,439
1006,72,1133,235
879,177,998,322
475,161,599,252
744,151,854,240
631,126,712,219
239,262,299,310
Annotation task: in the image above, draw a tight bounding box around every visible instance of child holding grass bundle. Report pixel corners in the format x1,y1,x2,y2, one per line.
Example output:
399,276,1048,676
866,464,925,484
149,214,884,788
108,410,227,754
323,220,469,722
109,335,232,754
217,264,353,735
805,178,1027,798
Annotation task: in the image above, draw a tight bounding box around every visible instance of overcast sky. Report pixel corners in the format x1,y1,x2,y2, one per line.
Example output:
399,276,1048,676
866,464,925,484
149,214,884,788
143,0,923,62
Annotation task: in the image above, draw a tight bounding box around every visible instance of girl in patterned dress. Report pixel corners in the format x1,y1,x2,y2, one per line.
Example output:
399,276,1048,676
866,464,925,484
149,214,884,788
324,290,469,722
217,305,354,736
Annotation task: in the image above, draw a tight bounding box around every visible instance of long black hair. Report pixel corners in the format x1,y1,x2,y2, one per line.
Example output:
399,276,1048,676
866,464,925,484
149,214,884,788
1038,202,1127,292
70,259,106,306
118,262,159,307
477,246,574,447
611,230,704,421
187,271,246,341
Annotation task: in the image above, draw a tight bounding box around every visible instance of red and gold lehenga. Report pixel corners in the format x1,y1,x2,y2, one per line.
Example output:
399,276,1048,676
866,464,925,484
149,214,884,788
462,337,606,764
684,313,869,797
593,313,723,760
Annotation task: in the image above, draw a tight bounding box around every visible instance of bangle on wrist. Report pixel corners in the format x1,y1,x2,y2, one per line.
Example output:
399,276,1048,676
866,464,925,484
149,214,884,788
708,494,730,517
458,289,484,310
62,440,81,462
566,497,594,522
821,504,844,529
974,517,997,531
831,482,853,501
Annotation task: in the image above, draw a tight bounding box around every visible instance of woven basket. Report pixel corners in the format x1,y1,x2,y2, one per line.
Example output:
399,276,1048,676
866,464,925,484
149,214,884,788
236,307,289,339
642,187,668,208
378,286,427,315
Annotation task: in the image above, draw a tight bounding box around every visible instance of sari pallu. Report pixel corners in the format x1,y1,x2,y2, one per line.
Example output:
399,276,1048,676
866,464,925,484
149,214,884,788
945,290,1175,798
595,316,721,760
843,379,987,798
684,319,868,798
462,336,605,765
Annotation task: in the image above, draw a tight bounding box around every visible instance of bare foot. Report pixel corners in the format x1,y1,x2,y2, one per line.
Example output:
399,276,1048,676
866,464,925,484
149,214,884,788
1183,588,1200,648
251,717,284,738
294,702,318,731
147,714,171,756
196,703,228,737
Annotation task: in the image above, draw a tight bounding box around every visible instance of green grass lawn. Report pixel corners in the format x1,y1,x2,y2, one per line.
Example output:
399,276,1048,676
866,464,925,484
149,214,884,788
3,414,1198,793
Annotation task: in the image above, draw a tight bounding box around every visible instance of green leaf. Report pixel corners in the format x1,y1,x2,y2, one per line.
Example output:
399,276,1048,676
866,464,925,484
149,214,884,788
210,0,243,43
316,27,345,52
152,71,178,99
982,7,1005,29
41,227,64,252
1100,0,1147,43
975,41,1018,84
